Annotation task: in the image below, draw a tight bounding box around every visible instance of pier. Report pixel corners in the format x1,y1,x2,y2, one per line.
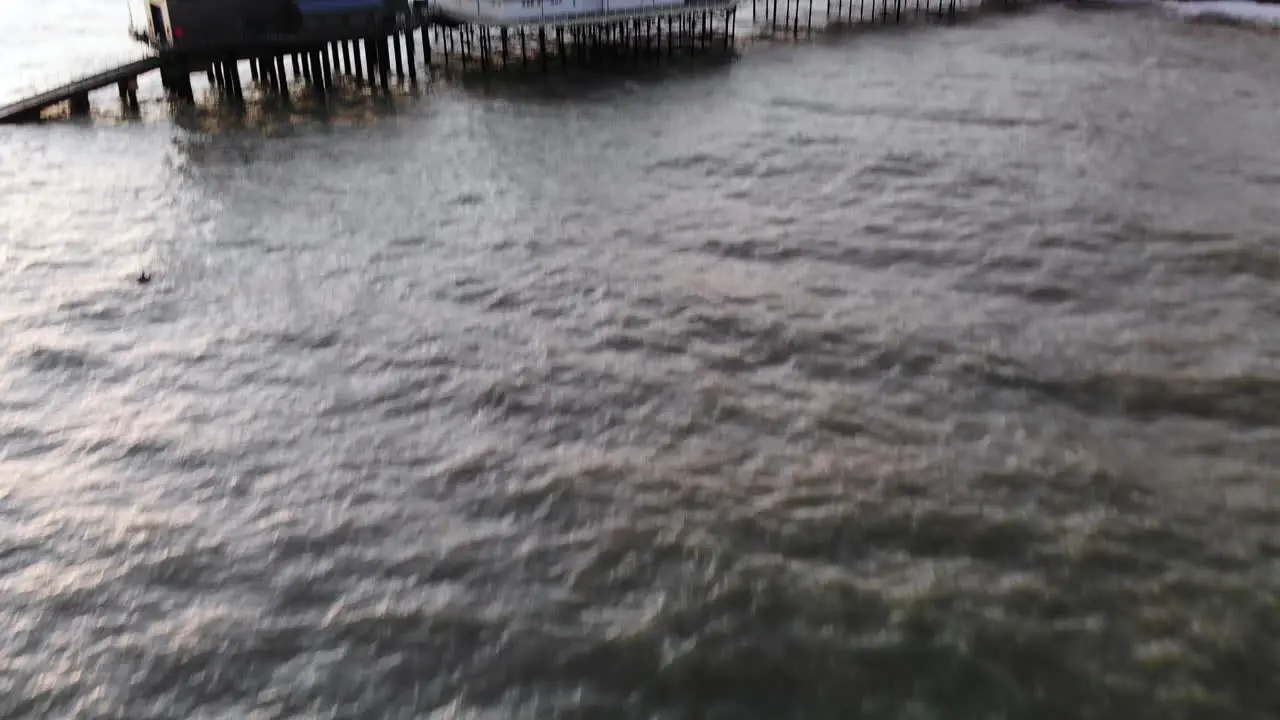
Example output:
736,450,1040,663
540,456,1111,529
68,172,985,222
0,57,157,124
0,0,1023,124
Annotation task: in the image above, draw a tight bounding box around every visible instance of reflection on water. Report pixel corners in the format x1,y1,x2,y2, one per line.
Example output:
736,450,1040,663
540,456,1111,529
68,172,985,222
2,4,1280,719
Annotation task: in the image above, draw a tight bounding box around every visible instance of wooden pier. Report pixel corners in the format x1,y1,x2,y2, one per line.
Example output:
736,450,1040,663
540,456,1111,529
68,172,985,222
0,0,1026,125
0,57,159,124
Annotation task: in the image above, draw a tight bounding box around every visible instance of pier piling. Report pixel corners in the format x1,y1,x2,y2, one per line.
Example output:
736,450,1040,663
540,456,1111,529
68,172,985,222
376,37,391,91
117,78,139,112
228,59,243,102
0,0,1033,126
68,92,90,117
276,55,290,98
309,50,323,93
393,32,406,79
406,31,419,82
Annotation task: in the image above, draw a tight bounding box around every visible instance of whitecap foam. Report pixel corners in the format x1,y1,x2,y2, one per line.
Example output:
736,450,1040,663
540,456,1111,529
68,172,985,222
1162,0,1280,27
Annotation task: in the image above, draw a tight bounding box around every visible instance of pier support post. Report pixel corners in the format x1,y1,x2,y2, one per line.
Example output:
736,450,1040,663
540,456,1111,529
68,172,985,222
406,30,418,83
378,36,391,91
176,69,194,103
365,37,378,89
314,47,325,89
309,50,324,94
68,92,90,117
227,58,243,101
117,78,139,113
393,32,405,79
276,55,290,98
322,45,335,89
265,56,276,95
538,27,547,74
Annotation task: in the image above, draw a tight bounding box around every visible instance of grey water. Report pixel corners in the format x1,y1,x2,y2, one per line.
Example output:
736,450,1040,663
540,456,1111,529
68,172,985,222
1,2,1279,718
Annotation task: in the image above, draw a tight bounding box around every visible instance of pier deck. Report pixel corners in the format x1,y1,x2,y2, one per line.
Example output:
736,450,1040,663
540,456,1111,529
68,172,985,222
2,0,1023,125
0,56,161,124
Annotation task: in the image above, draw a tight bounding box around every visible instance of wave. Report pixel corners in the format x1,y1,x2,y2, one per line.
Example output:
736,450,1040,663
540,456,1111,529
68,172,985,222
1163,0,1280,27
1065,0,1280,28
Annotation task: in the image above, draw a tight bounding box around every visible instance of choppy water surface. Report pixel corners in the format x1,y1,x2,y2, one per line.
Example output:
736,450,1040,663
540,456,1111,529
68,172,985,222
2,4,1279,718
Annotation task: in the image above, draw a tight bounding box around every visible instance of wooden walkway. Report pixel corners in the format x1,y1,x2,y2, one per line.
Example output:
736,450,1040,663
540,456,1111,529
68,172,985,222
0,56,160,124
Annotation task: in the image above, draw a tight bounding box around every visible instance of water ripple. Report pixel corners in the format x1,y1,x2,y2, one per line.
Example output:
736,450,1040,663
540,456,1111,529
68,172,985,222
2,4,1280,720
